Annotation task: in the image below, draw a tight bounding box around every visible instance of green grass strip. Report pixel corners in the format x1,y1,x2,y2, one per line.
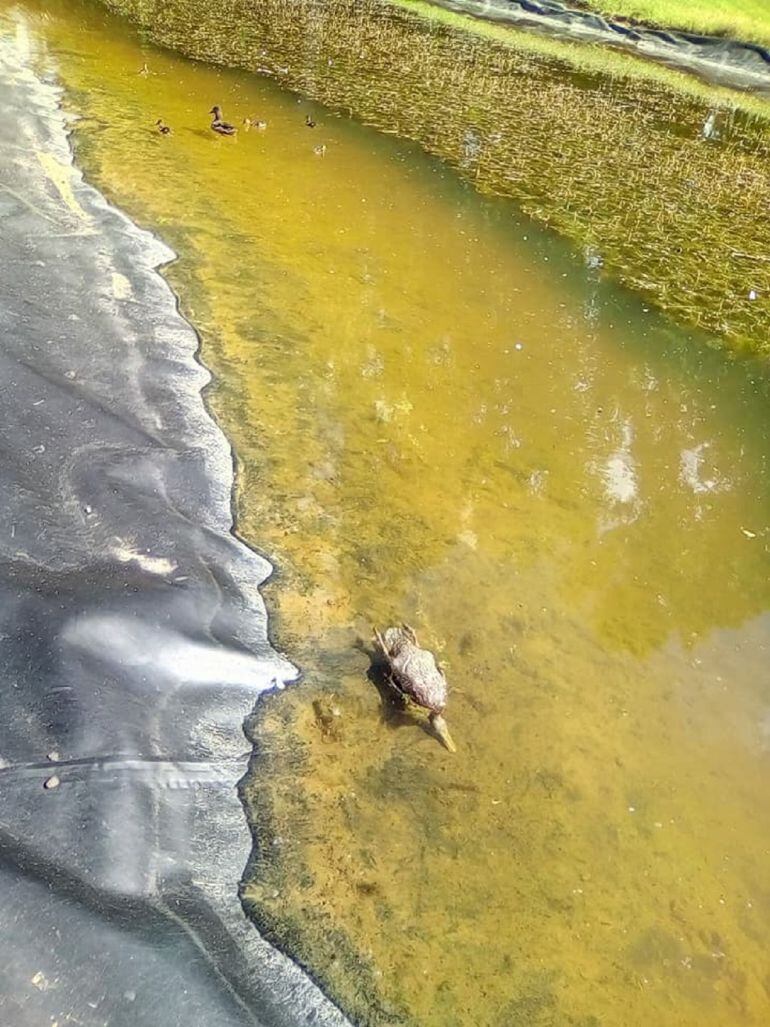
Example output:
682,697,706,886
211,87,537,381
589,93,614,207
392,0,770,116
581,0,770,48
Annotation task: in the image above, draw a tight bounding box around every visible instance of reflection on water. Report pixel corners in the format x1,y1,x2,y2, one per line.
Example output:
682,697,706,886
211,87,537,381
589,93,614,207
7,0,770,1023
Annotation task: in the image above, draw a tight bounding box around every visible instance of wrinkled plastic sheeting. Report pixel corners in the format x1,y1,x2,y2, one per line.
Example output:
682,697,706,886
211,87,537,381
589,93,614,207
0,30,349,1027
429,0,770,94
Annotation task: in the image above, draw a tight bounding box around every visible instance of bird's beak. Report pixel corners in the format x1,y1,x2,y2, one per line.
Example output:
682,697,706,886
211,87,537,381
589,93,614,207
430,714,456,753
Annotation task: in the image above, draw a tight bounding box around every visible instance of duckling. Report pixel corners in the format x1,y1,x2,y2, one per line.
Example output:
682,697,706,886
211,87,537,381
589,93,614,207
243,117,268,131
305,114,316,128
313,144,327,157
138,62,149,76
155,118,172,136
209,105,237,136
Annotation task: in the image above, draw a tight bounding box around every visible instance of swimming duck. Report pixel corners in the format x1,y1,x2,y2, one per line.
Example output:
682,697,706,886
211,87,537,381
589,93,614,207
138,62,149,76
373,625,456,752
155,119,172,136
313,144,327,157
305,114,316,128
209,106,237,136
243,117,268,131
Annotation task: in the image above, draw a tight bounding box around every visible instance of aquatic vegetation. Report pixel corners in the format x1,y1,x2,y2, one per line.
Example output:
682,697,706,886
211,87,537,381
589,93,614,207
98,0,770,352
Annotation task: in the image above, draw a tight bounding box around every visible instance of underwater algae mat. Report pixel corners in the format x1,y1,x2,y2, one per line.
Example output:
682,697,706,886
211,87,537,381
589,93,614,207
10,0,770,1025
97,0,770,353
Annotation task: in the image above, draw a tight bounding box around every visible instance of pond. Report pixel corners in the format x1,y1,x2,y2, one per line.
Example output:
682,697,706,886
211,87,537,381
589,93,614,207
6,0,770,1024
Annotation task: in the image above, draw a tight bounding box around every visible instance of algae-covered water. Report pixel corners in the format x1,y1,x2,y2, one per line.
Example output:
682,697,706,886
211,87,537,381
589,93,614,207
6,0,770,1024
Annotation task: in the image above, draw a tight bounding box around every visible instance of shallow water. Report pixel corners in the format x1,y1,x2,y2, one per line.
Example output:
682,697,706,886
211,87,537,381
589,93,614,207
6,0,770,1024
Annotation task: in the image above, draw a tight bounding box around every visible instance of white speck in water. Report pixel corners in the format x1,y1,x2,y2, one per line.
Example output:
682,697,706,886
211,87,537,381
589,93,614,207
679,442,729,495
111,543,176,575
457,529,478,550
601,418,637,505
529,469,548,494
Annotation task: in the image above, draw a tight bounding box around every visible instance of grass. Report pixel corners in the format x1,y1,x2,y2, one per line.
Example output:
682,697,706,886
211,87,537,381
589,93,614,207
393,0,770,115
581,0,770,47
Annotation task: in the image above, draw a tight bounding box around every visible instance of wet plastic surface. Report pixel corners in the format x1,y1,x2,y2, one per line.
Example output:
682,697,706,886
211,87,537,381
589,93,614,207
431,0,770,93
0,34,348,1027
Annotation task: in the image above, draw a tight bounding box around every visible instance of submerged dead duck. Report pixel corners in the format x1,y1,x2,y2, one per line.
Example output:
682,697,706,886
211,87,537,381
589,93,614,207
209,105,237,136
373,624,456,753
155,118,172,136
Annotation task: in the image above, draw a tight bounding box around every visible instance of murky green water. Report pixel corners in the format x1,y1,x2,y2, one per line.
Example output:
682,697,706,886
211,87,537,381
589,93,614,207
6,0,770,1024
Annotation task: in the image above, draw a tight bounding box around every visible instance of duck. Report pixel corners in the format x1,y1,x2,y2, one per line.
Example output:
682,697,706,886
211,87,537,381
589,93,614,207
373,625,456,752
209,106,237,136
313,144,327,157
243,117,268,131
138,62,149,76
155,118,172,136
305,114,316,128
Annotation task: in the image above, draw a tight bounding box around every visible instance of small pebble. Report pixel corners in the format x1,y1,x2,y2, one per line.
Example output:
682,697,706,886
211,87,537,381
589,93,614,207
43,775,60,790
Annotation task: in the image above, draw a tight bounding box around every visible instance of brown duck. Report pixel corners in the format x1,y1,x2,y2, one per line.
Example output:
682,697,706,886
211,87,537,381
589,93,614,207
374,625,456,752
209,106,237,136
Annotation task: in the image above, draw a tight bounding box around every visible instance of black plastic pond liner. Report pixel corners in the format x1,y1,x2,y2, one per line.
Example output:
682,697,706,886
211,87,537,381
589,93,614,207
428,0,770,93
0,35,349,1027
